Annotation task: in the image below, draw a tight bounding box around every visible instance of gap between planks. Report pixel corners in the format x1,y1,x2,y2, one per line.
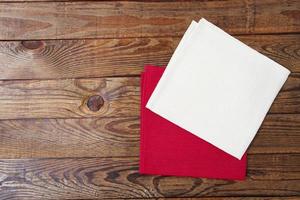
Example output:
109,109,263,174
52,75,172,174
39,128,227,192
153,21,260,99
0,32,300,42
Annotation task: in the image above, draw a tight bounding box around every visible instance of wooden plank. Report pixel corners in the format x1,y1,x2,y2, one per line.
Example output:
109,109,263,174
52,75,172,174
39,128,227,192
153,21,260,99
0,77,140,120
272,73,300,114
0,154,299,199
0,34,299,80
0,114,299,158
251,114,300,154
0,73,298,120
0,0,299,40
0,117,140,158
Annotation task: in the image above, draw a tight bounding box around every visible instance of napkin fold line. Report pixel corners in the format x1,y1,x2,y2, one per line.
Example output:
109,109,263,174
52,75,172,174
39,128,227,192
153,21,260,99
146,21,198,109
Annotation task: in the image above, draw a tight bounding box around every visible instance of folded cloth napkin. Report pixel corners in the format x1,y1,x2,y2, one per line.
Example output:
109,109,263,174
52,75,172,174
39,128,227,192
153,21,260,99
146,19,290,159
140,65,247,180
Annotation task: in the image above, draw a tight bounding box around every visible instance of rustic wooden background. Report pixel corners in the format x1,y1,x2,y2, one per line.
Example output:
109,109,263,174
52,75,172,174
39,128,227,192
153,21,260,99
0,0,299,199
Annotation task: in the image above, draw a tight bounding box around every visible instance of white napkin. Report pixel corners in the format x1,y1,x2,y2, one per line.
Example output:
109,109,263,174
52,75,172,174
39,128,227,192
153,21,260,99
146,18,290,159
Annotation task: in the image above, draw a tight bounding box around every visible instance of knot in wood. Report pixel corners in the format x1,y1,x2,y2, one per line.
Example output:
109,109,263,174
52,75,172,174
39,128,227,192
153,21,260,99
87,95,104,112
21,40,45,50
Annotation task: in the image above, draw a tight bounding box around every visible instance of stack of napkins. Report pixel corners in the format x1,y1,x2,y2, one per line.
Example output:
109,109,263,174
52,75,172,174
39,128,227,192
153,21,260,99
140,66,247,180
140,19,290,180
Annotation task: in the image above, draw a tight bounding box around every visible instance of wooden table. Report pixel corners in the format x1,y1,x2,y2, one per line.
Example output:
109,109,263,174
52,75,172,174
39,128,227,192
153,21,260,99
0,1,299,199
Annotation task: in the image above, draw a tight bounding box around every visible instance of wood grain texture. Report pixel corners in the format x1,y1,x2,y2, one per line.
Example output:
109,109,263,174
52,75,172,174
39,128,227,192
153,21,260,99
0,0,299,40
0,73,298,120
0,77,140,120
251,114,300,154
0,114,299,158
0,154,299,199
0,117,140,158
0,34,299,80
272,73,300,114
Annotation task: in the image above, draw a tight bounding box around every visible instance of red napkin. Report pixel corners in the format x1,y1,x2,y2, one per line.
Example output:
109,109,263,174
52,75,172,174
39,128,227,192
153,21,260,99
140,65,247,180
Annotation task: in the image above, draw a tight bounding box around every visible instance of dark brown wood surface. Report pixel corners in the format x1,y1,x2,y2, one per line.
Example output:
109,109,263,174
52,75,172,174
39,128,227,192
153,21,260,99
0,34,299,80
0,0,299,199
0,0,299,40
0,154,299,199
